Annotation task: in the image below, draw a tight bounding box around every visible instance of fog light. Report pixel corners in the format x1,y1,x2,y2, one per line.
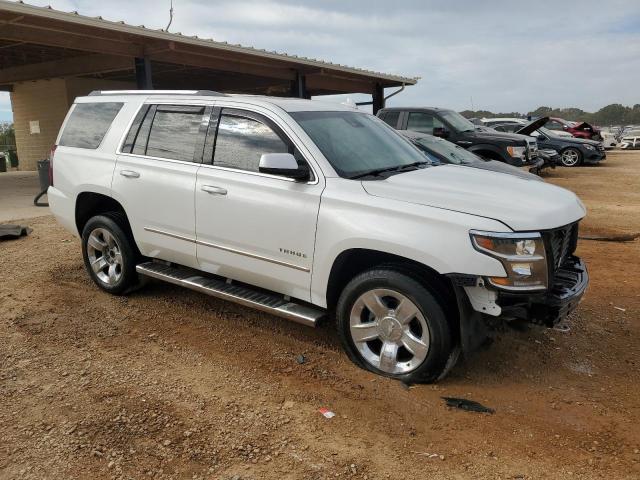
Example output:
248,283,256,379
511,263,532,277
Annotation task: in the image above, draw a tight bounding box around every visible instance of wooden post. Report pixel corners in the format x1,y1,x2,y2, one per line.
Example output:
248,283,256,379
372,83,384,114
135,57,153,89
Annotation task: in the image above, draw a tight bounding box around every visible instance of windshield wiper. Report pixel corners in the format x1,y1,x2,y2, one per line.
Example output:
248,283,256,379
349,161,429,180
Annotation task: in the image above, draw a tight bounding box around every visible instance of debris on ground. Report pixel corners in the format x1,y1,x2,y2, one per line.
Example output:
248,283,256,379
0,224,32,240
412,451,445,460
613,306,626,312
318,408,335,419
442,397,495,414
296,354,306,364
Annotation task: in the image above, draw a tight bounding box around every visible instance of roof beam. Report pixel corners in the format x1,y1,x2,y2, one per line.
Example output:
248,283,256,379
0,54,132,84
0,22,143,57
305,73,374,94
151,49,297,81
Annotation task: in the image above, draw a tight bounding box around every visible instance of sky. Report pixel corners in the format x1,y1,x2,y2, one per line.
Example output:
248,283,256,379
1,0,640,121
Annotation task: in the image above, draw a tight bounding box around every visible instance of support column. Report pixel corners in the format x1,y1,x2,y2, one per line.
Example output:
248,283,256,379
292,71,308,99
372,83,384,114
135,57,153,89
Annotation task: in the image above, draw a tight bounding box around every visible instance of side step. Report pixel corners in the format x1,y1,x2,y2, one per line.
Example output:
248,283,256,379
136,261,326,327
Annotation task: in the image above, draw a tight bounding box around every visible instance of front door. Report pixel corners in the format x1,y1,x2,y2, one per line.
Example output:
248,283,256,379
195,107,323,301
112,103,211,268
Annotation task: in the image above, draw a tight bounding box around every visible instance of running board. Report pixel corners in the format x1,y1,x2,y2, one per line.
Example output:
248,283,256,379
136,262,325,327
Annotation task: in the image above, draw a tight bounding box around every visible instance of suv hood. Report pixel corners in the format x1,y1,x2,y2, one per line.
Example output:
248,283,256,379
472,128,530,143
362,165,585,231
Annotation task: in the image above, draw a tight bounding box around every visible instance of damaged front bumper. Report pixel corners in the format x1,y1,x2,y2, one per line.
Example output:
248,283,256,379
495,256,589,327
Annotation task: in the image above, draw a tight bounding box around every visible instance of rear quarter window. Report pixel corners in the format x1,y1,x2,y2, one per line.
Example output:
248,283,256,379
59,102,123,149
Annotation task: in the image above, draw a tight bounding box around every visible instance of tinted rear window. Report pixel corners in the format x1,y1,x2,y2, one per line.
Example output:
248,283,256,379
59,102,123,149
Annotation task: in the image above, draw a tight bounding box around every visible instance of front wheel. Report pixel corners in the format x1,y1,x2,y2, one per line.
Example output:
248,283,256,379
81,214,139,295
560,148,582,167
336,268,455,383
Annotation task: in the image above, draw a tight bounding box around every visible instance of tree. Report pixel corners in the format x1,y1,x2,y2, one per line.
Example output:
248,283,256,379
0,123,15,149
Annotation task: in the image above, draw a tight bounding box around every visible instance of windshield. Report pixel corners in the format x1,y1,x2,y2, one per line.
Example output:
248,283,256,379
414,136,481,165
290,111,427,178
440,110,476,132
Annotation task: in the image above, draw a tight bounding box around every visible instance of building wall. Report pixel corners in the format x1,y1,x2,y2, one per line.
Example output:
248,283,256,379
11,79,69,171
10,77,135,171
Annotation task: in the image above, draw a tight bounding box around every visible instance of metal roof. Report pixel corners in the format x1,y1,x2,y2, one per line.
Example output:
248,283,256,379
0,0,418,87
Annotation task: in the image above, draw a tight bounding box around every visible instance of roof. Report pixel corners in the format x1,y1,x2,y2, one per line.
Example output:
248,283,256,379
0,0,418,91
379,107,448,113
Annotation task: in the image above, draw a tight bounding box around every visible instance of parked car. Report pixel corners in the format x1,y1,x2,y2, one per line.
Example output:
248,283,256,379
48,91,589,383
482,117,574,138
619,134,640,149
493,118,606,167
599,130,618,149
545,117,602,140
377,107,539,167
398,130,542,181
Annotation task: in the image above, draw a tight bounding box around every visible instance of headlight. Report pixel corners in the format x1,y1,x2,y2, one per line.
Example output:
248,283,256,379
584,144,594,151
506,146,527,159
470,231,548,291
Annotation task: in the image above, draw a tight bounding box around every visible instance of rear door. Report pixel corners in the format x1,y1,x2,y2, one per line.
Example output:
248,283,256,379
194,106,323,301
112,102,211,268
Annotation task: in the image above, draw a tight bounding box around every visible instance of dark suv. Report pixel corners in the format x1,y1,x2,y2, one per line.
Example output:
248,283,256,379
378,107,538,167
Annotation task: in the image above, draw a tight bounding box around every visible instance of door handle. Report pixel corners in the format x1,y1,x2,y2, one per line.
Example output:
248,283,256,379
120,170,140,178
201,185,227,195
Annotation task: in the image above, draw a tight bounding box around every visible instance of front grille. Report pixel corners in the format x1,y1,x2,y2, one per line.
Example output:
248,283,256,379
543,222,579,280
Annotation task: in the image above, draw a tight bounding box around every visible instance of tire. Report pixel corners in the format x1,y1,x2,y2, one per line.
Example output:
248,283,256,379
336,268,454,383
560,148,582,167
81,213,139,295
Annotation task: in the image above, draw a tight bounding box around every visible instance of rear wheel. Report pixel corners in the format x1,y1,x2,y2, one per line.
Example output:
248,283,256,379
336,268,454,383
81,214,139,294
560,148,582,167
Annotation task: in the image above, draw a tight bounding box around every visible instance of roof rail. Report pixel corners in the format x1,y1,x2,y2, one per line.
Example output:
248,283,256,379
88,90,227,96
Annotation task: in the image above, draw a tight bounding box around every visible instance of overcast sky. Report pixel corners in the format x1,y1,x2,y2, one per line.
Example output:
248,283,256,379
1,0,639,121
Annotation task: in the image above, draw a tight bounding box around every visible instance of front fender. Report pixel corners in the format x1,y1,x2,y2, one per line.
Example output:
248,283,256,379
310,179,509,307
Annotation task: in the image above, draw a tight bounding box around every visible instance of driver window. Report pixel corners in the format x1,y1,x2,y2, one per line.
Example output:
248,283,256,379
407,112,444,134
214,113,288,172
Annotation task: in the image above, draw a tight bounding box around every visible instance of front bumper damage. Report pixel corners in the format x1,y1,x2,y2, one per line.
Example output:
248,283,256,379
450,256,589,354
496,256,589,327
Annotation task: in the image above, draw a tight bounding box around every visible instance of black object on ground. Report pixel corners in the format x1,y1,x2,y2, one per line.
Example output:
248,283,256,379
296,354,306,365
0,224,33,240
442,397,495,414
34,159,50,207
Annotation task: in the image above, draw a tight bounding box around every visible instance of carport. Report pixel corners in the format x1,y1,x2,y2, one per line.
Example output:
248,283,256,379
0,0,416,171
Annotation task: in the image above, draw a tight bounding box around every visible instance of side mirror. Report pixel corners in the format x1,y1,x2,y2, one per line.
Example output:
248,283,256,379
259,153,309,181
433,127,449,138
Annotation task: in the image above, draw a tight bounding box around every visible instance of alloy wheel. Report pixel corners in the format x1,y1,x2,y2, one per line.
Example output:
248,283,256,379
86,228,123,285
349,288,430,374
561,149,580,166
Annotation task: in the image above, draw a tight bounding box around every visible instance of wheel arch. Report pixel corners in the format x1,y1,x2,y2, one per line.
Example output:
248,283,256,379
75,192,132,238
325,248,460,332
467,144,508,162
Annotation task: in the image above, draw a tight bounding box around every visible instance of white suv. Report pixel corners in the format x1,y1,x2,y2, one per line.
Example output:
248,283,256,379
49,90,589,383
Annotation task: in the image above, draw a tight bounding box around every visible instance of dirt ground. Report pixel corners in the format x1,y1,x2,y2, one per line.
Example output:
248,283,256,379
1,151,639,480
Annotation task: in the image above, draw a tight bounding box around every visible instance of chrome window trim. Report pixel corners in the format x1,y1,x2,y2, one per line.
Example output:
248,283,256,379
197,162,318,185
144,227,311,273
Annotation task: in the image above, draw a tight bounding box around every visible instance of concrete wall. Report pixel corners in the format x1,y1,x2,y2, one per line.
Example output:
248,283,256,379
11,79,69,171
10,77,135,171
